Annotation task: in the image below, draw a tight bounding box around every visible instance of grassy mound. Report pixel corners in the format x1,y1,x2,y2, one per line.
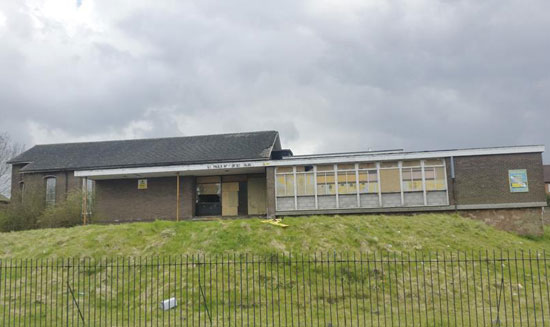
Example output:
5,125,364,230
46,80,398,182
0,214,548,258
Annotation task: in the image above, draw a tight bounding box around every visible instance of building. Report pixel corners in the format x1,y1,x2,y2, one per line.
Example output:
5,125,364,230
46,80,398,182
545,165,550,195
0,194,9,210
8,131,547,235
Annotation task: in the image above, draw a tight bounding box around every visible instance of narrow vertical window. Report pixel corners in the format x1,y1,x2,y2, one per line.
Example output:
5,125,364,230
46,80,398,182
19,181,25,203
45,177,56,206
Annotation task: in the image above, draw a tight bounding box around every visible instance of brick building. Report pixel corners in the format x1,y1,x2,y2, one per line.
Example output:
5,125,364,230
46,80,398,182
0,194,9,210
8,131,547,235
545,165,550,195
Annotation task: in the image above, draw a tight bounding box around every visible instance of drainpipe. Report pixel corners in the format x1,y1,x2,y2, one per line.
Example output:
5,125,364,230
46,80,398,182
450,156,458,212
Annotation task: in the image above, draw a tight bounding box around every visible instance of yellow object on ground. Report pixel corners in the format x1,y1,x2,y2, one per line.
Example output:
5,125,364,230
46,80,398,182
261,219,289,228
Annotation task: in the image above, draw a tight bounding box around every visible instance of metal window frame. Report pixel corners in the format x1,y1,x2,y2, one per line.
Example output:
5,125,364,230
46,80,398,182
334,164,339,209
275,158,451,212
293,166,298,210
399,161,404,206
376,162,382,207
421,160,427,206
355,163,360,207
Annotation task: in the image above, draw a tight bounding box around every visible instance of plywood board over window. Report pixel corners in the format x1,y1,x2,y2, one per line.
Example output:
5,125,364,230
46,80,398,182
380,168,401,193
222,182,239,216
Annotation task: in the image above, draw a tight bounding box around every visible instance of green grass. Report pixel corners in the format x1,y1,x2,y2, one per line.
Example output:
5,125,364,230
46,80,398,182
1,214,550,326
1,213,549,258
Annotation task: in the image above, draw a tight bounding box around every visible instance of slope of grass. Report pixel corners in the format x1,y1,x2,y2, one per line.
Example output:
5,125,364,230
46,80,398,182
0,214,549,258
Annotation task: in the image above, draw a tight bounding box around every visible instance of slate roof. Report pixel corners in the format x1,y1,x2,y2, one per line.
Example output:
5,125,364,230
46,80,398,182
544,165,550,183
9,131,280,172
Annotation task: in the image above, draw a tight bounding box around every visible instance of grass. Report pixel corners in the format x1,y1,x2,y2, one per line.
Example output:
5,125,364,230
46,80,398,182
1,214,550,326
0,213,549,258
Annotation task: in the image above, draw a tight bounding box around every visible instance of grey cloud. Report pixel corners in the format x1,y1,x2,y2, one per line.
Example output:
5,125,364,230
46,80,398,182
0,0,548,162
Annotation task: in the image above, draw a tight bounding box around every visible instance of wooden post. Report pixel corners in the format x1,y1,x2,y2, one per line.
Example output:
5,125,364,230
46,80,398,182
176,173,180,221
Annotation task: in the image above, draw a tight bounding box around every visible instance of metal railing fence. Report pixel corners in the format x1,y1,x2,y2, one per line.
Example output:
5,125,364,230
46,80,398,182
1,251,550,326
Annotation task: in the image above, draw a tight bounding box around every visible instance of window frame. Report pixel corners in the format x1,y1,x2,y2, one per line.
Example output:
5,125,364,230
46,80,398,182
44,176,57,207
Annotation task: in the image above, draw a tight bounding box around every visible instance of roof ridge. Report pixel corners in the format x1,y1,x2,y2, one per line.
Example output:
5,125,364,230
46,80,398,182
30,130,279,147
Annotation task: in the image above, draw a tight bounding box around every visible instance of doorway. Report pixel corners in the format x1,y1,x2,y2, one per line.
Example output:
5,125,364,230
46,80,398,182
195,175,250,217
195,176,221,216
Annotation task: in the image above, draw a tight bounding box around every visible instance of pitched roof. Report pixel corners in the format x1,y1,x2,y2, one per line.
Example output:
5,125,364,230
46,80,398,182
544,165,550,183
9,131,280,172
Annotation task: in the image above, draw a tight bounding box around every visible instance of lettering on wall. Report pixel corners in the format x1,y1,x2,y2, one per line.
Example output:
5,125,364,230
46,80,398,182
206,163,253,170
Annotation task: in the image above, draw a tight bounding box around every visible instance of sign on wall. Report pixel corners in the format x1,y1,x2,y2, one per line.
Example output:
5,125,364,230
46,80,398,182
508,169,529,192
138,179,148,190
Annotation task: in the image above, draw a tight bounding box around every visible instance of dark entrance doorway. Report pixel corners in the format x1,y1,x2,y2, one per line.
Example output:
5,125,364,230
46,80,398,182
195,176,221,216
238,181,248,216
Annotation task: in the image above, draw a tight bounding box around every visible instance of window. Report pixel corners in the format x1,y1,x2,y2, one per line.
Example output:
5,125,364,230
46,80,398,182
316,165,336,195
358,170,378,193
276,167,295,196
296,166,315,196
337,164,357,194
402,167,423,191
358,163,377,193
45,177,56,206
425,166,446,191
19,181,24,202
379,162,401,193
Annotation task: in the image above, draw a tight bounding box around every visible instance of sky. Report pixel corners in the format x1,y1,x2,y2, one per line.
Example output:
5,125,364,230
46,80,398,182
0,0,549,162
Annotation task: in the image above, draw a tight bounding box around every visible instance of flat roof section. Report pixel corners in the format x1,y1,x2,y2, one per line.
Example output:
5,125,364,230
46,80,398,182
75,144,544,179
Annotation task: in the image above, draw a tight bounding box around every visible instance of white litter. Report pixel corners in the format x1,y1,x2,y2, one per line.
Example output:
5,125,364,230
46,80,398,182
160,297,177,311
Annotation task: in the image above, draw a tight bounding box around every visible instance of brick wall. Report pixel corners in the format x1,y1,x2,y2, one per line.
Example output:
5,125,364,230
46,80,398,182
11,166,81,206
450,153,546,206
94,177,182,222
461,208,544,236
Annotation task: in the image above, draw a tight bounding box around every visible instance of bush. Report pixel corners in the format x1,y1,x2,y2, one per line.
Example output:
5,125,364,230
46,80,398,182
0,190,44,232
37,191,84,228
0,190,85,232
547,193,550,207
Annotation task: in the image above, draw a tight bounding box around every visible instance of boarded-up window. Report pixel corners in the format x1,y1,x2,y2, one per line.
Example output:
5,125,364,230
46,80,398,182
380,161,398,168
425,167,446,191
402,167,423,191
337,164,356,194
316,165,336,195
359,162,376,169
358,169,378,193
425,159,444,166
276,167,293,173
45,177,56,206
296,172,315,196
379,164,400,193
402,160,421,168
276,172,295,196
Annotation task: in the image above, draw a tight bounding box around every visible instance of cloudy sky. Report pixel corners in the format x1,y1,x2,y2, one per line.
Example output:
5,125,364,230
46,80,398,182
0,0,549,161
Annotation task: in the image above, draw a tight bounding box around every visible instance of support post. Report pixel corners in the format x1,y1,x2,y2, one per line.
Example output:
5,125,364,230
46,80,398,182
176,173,180,221
82,178,88,225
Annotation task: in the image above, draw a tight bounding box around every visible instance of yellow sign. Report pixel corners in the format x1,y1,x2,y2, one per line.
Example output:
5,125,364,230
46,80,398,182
138,179,148,190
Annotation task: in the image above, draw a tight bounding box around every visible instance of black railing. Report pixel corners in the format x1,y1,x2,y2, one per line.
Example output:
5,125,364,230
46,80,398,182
1,251,549,326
